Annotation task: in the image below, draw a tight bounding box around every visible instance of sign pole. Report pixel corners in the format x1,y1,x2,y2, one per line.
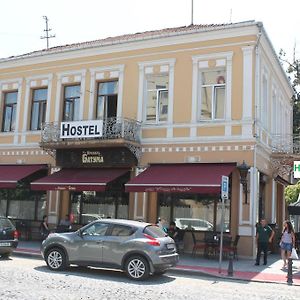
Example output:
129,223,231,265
219,176,229,274
218,194,225,273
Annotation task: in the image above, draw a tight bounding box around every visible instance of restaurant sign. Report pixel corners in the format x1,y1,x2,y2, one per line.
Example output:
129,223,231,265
82,151,104,164
60,120,103,139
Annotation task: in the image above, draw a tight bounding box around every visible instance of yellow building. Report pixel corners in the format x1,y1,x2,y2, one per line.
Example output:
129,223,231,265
0,21,293,256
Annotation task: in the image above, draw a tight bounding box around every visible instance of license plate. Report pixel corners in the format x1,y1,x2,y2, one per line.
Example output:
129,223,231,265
166,243,175,250
0,242,11,247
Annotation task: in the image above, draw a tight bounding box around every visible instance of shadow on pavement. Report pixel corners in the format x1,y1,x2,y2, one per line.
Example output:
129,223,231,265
34,264,176,285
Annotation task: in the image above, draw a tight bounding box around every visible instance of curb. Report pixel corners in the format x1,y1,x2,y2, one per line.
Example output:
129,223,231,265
171,266,300,286
13,249,42,260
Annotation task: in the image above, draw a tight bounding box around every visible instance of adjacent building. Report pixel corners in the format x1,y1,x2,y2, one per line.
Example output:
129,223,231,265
0,21,293,256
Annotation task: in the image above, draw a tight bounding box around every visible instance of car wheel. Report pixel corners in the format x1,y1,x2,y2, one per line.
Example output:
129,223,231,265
45,248,67,271
125,255,149,280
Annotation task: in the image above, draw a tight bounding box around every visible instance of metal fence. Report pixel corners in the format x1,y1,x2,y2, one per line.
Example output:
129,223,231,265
40,117,141,144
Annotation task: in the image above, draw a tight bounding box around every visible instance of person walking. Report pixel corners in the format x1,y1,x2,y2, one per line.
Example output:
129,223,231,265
40,215,50,240
279,220,295,269
255,219,274,266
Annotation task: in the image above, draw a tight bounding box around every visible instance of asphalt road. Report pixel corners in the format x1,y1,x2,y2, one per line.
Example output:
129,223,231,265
0,256,299,300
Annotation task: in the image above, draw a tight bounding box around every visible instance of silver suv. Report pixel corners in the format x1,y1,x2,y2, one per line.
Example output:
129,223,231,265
41,219,179,280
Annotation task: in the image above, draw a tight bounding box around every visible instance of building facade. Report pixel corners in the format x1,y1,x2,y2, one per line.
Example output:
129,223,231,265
0,21,293,256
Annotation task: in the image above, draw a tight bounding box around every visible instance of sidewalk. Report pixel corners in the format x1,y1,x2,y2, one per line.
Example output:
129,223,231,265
13,241,300,285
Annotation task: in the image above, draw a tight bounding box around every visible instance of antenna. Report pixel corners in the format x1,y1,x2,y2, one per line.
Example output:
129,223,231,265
40,16,56,49
191,0,194,25
229,8,232,23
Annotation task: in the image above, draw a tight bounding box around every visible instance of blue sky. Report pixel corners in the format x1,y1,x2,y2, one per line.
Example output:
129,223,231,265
0,0,299,60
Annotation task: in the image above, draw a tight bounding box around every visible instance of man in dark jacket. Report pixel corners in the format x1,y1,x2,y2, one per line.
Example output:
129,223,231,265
255,219,274,265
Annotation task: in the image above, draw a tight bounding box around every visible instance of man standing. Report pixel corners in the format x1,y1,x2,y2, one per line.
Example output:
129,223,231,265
255,219,275,266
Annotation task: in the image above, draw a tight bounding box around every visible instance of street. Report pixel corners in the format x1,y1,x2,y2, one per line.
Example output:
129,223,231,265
0,256,299,300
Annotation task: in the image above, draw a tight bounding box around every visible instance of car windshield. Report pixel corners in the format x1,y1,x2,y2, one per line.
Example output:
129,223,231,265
144,225,167,238
0,218,13,229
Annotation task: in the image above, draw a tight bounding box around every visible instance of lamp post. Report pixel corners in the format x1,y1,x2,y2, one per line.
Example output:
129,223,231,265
237,161,250,204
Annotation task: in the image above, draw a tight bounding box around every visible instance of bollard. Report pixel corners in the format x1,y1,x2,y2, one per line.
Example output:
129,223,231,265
287,257,293,285
227,251,234,277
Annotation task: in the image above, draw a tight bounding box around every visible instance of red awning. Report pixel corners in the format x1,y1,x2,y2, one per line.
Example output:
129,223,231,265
31,168,129,192
125,163,236,194
0,164,47,189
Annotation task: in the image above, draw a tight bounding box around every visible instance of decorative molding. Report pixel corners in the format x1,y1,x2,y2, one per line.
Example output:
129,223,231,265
238,226,252,236
242,46,254,123
13,79,23,145
141,144,255,153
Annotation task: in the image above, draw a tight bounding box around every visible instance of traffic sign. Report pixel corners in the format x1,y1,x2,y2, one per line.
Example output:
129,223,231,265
221,175,229,199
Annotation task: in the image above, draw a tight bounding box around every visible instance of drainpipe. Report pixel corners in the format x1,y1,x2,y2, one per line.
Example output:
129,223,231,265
252,22,263,258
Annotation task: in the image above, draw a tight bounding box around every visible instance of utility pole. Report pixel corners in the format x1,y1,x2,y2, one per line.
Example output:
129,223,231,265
191,0,194,25
40,16,55,49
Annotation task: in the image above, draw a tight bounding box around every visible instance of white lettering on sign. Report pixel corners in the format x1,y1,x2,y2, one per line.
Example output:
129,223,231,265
60,120,103,139
294,161,300,178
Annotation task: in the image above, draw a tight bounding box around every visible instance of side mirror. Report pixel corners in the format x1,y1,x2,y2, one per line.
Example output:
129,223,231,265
77,230,83,237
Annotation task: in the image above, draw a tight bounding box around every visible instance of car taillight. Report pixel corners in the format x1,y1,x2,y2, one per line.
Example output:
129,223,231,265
144,233,160,246
13,230,19,239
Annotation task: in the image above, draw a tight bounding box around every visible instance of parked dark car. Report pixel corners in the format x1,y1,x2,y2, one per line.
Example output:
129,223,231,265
41,219,179,280
0,216,18,258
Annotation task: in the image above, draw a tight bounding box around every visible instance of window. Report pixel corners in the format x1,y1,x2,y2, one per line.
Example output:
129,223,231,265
96,81,118,119
200,70,226,120
261,76,268,128
0,189,46,221
158,193,230,232
30,88,47,130
71,191,129,225
82,222,109,236
2,91,17,132
145,74,169,123
110,225,134,236
63,85,80,121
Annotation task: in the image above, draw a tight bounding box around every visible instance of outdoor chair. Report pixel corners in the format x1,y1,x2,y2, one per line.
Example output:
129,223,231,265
175,229,185,254
222,235,240,260
191,230,206,256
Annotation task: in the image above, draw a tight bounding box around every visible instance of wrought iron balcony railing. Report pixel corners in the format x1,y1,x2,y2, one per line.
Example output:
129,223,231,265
40,117,141,145
271,134,300,154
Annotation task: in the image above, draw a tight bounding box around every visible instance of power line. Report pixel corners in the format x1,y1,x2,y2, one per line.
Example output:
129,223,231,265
40,16,56,49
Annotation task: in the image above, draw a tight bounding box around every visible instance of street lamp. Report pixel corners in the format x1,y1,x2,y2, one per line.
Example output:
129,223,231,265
237,160,250,204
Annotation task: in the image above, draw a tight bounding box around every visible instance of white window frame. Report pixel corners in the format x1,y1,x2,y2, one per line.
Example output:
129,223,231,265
145,73,169,124
199,69,226,121
138,59,175,134
191,52,233,136
89,65,124,120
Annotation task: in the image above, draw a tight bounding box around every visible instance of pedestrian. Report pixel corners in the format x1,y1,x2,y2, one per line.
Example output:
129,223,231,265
157,217,168,233
279,220,295,269
40,215,50,240
168,221,179,241
255,218,274,266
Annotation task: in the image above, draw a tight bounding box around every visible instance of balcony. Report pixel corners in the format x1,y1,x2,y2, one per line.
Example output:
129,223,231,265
270,134,300,179
40,118,141,158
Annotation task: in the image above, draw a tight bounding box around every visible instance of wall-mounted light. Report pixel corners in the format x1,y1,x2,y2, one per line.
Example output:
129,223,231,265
237,160,250,204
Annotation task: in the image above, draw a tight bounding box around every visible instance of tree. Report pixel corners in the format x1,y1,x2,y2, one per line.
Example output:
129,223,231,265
279,48,300,134
284,181,300,205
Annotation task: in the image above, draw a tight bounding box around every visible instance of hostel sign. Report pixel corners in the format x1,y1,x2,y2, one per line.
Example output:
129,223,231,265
60,120,103,139
294,161,300,178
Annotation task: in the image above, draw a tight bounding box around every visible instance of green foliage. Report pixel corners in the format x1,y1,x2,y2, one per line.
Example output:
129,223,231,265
284,181,300,205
